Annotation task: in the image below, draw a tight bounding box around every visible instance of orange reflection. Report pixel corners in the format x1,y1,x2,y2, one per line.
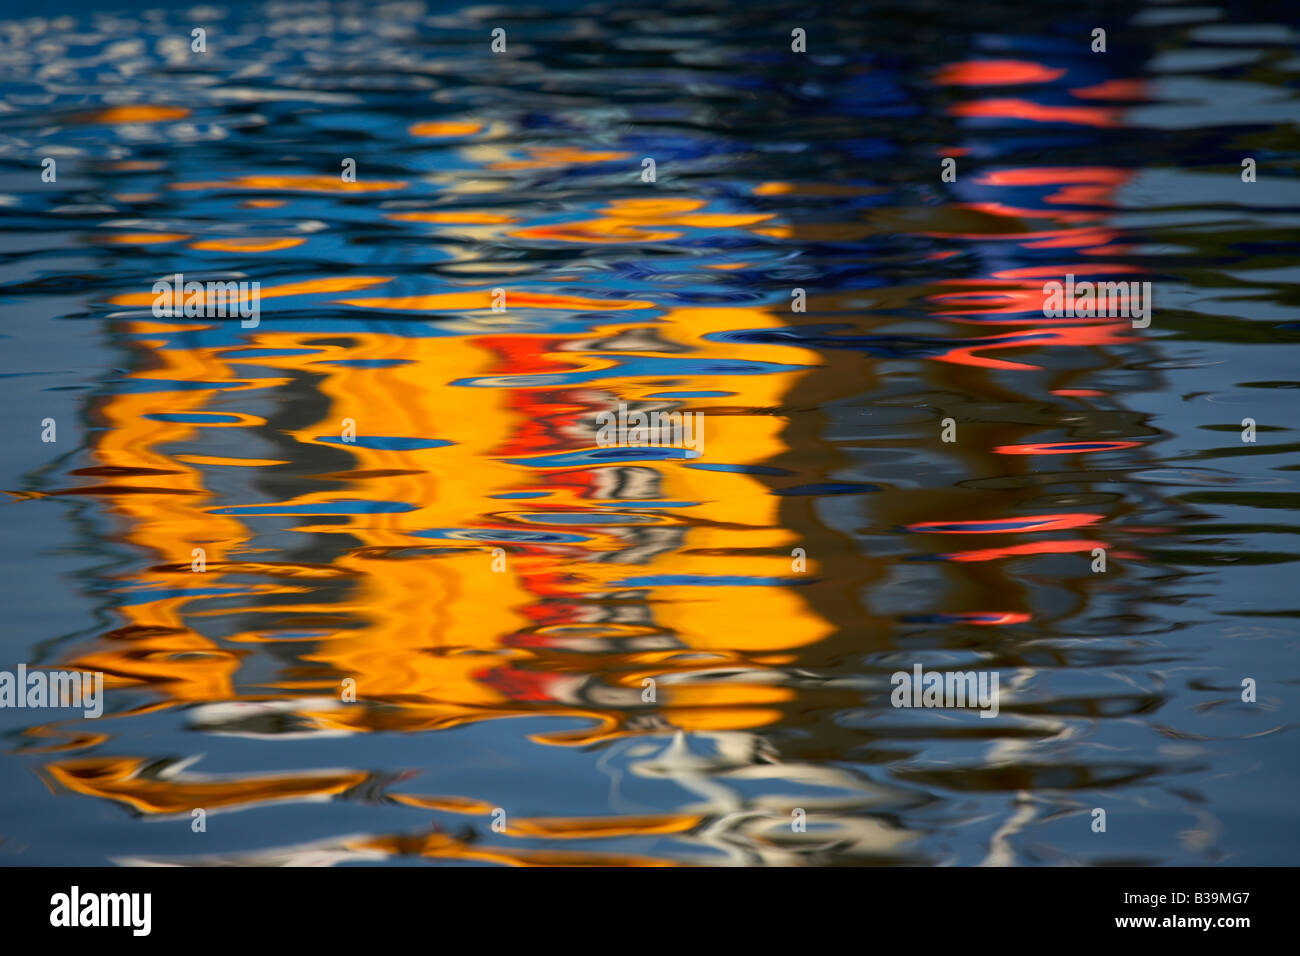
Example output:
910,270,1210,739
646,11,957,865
72,105,189,124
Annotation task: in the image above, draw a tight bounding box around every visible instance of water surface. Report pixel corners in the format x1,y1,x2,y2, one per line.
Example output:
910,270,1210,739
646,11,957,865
1,0,1298,865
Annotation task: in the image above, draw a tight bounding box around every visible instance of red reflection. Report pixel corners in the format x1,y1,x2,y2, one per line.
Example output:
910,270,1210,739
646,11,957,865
930,325,1133,370
934,60,1065,86
978,168,1129,187
938,612,1032,625
1071,79,1146,100
992,441,1140,455
950,99,1120,128
908,514,1103,534
943,539,1108,562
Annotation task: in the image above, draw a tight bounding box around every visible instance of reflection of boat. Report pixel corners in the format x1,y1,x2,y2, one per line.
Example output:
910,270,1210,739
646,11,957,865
187,698,353,739
619,730,920,865
46,754,373,819
110,728,923,867
9,0,1272,868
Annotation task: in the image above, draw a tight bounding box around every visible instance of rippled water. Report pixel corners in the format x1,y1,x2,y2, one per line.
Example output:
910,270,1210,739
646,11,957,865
1,0,1298,866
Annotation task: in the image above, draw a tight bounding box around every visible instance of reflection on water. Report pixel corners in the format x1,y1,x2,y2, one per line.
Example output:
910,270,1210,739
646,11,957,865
1,0,1298,866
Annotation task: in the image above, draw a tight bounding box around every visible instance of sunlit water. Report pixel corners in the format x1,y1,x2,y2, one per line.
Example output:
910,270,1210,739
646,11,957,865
1,0,1298,866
